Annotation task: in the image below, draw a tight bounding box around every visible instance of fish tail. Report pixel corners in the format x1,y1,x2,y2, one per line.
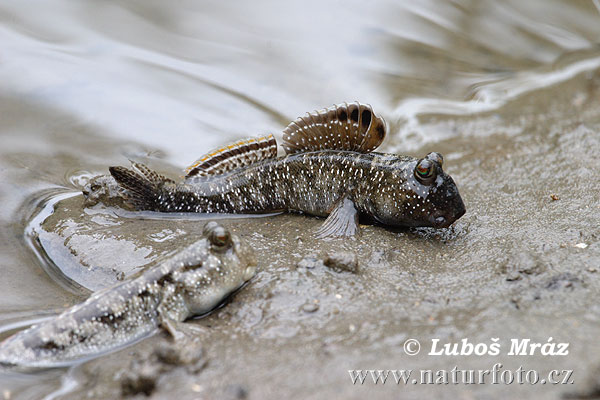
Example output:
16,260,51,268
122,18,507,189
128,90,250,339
0,317,78,368
0,302,155,368
109,163,176,211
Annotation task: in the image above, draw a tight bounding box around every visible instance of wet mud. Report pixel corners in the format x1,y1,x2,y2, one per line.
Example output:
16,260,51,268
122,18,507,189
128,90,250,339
1,71,596,399
1,1,600,399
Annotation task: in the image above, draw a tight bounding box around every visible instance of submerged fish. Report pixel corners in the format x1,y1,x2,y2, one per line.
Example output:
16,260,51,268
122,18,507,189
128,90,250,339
0,223,256,368
107,102,465,237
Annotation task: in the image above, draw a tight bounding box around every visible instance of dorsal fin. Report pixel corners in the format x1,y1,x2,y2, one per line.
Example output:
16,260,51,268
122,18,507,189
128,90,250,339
281,102,386,155
185,134,277,178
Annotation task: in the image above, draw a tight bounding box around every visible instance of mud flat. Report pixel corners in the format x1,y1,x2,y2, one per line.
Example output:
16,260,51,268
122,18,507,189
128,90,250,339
1,1,600,398
11,71,599,399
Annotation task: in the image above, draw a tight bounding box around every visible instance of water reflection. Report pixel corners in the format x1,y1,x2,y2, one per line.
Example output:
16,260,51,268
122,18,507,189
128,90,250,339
0,0,598,162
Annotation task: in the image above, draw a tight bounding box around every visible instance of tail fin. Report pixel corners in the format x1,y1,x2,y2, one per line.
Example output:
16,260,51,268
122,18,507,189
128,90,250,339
109,162,175,211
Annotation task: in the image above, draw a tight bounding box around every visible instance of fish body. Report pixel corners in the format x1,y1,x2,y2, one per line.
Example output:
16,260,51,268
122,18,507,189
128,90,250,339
106,102,466,237
116,151,463,228
0,223,256,368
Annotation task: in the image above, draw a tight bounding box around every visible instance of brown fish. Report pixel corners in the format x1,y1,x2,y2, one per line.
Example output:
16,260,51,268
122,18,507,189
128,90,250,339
108,102,466,237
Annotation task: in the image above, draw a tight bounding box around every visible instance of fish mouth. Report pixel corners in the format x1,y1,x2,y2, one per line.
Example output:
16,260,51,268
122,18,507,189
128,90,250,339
432,215,451,228
431,204,466,228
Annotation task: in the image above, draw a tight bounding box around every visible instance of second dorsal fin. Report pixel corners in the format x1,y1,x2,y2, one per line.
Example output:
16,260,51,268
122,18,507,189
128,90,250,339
185,134,277,178
281,102,387,155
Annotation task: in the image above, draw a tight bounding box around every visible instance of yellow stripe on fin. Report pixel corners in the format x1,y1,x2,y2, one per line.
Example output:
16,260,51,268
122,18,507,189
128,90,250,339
185,134,278,178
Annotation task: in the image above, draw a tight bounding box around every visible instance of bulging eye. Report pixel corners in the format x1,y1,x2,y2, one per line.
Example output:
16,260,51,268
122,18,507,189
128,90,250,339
204,222,232,248
414,159,436,184
210,227,231,248
203,221,219,235
427,152,443,167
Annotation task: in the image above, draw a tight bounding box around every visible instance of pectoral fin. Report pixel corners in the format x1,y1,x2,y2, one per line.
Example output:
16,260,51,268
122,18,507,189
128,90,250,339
157,285,189,341
315,196,359,238
159,316,186,342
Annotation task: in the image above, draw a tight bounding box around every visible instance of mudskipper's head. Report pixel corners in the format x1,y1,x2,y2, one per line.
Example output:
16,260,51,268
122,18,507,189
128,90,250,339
203,221,257,281
177,222,257,315
373,152,465,229
404,152,466,228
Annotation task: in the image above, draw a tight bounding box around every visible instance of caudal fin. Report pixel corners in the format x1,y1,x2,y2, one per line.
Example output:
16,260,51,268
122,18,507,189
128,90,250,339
109,162,175,211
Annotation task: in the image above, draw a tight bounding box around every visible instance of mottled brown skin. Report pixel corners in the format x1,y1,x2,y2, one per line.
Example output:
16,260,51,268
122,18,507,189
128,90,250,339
110,150,465,230
107,102,465,234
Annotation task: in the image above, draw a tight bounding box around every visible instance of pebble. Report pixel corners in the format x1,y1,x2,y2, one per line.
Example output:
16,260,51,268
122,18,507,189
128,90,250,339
301,302,319,313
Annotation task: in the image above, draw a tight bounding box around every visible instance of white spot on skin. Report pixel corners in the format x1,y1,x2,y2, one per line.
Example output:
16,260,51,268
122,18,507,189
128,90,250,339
0,228,255,366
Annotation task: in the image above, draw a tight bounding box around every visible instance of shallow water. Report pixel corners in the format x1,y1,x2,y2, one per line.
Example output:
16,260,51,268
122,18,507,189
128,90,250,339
1,1,600,399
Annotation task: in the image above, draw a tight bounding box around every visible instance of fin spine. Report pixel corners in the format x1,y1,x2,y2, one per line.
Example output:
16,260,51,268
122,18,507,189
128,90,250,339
282,102,386,155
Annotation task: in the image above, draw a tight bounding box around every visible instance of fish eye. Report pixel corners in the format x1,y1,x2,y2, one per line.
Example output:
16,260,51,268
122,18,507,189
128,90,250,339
414,159,436,184
427,152,443,167
208,225,231,248
203,221,219,236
